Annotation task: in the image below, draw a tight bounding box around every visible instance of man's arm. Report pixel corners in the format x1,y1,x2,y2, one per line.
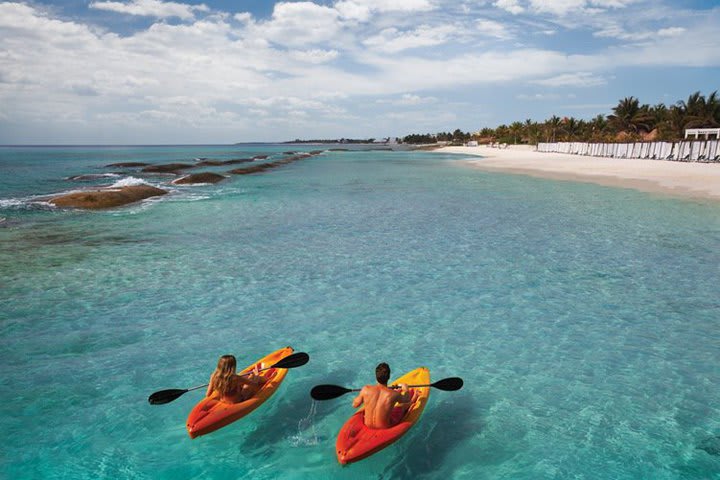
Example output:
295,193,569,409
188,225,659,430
352,387,365,408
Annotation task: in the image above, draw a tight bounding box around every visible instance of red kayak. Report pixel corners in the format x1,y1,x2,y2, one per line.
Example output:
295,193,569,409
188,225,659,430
336,367,430,464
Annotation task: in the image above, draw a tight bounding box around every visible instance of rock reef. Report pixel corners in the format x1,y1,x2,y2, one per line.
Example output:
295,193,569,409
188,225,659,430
50,185,167,209
105,162,149,168
226,154,312,175
222,158,254,165
141,163,195,173
195,160,225,166
172,172,226,185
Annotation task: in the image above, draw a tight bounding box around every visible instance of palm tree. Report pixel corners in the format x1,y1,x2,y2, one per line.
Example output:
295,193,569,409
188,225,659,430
509,121,524,144
589,114,607,141
561,117,582,141
678,91,720,129
544,115,561,142
608,97,654,136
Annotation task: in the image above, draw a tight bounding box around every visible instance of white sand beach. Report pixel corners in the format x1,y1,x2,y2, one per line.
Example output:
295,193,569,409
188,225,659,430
436,145,720,201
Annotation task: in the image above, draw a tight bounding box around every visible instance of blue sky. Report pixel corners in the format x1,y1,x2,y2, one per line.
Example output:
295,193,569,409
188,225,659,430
0,0,718,143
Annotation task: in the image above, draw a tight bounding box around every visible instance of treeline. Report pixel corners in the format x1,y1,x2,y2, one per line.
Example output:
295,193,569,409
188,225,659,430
287,138,377,144
402,91,719,145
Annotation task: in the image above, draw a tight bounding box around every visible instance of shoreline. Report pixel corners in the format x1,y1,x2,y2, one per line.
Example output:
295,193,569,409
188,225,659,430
435,145,720,202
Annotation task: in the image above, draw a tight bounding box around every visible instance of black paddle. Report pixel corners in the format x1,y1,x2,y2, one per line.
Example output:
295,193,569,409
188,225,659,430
310,376,464,401
148,351,310,405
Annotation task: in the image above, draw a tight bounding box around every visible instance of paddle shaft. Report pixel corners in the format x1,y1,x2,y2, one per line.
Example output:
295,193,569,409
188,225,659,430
310,376,463,401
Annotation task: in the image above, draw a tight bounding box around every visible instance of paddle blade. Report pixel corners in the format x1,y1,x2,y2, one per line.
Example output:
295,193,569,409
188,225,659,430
272,352,309,369
148,388,189,405
310,384,353,401
432,377,464,391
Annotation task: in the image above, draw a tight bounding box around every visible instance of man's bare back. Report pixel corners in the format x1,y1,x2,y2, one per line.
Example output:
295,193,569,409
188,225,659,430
353,383,411,429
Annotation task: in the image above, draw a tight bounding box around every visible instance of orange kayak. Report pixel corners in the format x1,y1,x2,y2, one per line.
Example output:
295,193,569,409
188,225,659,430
336,367,430,464
186,346,293,439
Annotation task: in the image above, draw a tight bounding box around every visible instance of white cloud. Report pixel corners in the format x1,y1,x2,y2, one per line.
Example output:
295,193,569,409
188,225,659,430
594,24,687,41
336,0,435,14
495,0,524,14
256,2,341,47
657,27,685,37
234,12,252,23
529,0,586,16
335,1,372,21
89,0,208,20
494,0,639,16
289,49,339,64
363,24,458,53
532,72,607,87
377,93,438,105
476,19,512,39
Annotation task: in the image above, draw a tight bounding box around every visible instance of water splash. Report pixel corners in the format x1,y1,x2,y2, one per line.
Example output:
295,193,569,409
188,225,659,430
109,177,148,188
287,401,319,447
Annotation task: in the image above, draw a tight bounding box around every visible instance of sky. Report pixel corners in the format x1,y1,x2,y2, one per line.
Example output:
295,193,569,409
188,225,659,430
0,0,718,144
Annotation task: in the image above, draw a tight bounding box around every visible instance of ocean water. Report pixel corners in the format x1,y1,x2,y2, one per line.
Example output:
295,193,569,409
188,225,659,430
1,145,719,479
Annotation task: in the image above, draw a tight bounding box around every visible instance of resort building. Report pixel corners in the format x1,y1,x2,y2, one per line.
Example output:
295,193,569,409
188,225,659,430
684,128,720,139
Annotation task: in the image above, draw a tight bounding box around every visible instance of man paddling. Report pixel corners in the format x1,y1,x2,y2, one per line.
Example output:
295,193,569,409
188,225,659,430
352,363,417,429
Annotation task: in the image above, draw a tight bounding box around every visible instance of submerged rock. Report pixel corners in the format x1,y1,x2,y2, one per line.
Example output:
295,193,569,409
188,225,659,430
226,153,315,175
222,158,254,165
105,162,149,168
227,164,276,175
172,172,226,185
195,160,225,166
49,185,167,209
141,163,195,173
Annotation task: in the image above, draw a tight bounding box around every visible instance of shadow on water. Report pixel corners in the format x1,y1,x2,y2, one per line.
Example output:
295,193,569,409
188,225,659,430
241,368,356,450
698,435,720,456
381,392,481,479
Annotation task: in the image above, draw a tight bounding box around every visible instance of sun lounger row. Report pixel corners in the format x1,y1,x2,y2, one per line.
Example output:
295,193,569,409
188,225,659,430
536,141,720,162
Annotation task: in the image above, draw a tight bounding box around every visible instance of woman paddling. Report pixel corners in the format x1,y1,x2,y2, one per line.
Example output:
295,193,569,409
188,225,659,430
206,354,266,402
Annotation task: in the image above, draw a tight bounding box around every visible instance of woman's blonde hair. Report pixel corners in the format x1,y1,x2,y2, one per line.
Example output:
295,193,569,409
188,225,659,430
210,355,237,397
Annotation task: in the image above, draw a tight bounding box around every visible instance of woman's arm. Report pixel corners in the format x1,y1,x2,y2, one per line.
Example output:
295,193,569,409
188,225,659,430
396,383,413,404
206,375,215,397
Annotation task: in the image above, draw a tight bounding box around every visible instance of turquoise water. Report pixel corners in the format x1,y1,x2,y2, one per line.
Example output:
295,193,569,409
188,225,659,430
1,146,719,479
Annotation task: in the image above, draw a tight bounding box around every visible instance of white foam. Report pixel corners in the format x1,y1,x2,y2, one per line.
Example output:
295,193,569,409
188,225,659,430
287,401,319,447
0,197,57,210
0,198,24,208
109,177,149,188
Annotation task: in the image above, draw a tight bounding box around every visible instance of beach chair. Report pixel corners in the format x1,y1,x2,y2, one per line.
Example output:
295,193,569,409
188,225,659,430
680,142,691,161
708,140,719,161
648,143,657,159
689,142,700,161
665,143,675,160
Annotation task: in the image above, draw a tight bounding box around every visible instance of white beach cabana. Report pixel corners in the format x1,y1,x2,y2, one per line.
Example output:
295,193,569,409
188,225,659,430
685,128,720,139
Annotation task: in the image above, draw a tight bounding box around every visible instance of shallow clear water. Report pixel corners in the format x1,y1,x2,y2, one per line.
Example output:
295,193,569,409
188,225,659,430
1,146,719,479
